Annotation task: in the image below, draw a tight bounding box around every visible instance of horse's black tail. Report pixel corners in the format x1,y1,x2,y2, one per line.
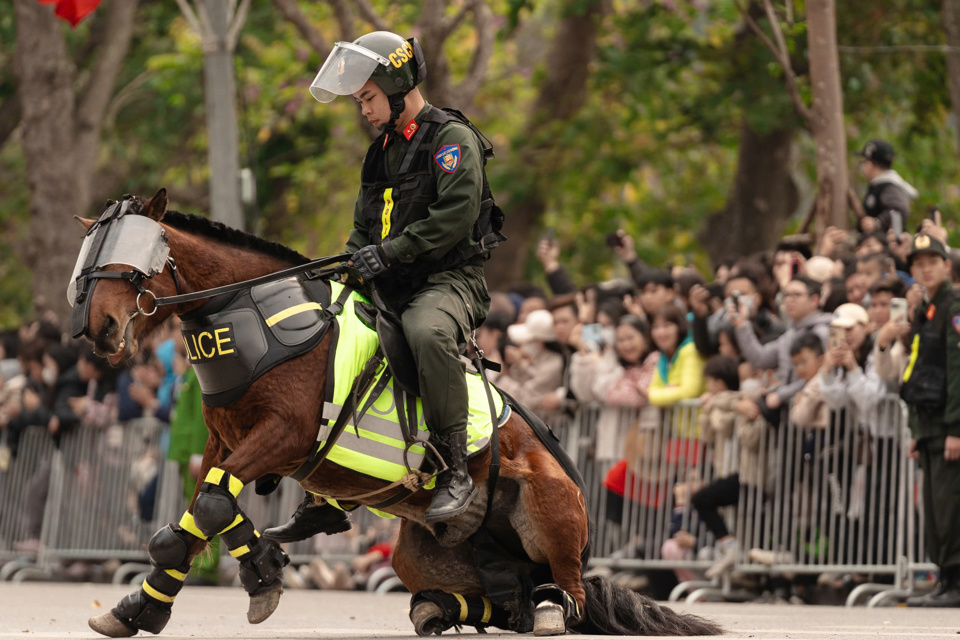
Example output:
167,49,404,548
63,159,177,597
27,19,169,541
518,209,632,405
577,575,723,636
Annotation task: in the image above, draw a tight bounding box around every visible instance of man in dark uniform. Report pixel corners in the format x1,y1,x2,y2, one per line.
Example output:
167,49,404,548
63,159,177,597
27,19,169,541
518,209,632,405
855,139,918,235
265,31,502,541
899,234,960,607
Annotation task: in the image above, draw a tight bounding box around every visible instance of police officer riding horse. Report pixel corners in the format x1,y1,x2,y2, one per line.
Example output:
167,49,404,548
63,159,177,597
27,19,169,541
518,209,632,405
80,29,721,639
265,31,505,541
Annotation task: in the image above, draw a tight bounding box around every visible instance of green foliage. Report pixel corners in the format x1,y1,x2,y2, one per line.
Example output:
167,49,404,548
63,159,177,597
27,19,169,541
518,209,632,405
0,143,32,327
3,0,960,327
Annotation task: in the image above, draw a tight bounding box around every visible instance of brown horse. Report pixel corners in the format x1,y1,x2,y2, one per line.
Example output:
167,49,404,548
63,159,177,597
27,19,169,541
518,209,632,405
77,190,721,637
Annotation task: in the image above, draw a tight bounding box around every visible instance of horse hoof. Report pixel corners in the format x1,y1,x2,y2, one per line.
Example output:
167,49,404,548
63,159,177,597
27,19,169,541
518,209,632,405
533,601,566,636
247,581,283,624
88,613,137,638
410,600,445,636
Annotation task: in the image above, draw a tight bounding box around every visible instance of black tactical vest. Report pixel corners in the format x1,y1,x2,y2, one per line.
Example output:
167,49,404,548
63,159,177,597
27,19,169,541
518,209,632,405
900,289,955,413
358,107,504,292
863,182,906,234
863,182,891,218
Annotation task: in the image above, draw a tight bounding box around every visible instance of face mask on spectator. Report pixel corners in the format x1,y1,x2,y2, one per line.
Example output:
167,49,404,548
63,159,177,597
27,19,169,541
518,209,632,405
41,366,57,386
521,342,542,358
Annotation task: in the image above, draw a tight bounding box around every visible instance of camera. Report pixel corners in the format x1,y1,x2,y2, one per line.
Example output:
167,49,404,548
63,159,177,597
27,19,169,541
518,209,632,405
725,290,754,317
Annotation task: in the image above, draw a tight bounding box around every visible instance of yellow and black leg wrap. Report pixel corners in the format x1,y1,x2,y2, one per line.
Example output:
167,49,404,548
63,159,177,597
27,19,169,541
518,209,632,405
193,468,288,596
531,583,582,627
410,590,508,632
111,523,198,634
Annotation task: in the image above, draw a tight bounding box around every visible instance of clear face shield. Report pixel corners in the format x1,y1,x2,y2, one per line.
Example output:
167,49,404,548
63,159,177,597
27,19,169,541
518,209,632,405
309,41,390,103
67,214,170,307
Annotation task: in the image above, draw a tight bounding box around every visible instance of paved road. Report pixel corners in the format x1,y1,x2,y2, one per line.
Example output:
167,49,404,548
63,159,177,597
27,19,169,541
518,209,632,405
0,583,958,639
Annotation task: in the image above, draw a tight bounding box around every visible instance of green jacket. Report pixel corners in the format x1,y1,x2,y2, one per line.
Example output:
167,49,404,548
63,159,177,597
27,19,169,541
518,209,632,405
167,367,208,493
346,102,484,269
904,281,960,445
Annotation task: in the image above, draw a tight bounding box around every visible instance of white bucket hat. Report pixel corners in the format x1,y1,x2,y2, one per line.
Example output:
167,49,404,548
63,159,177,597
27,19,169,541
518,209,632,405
507,309,556,344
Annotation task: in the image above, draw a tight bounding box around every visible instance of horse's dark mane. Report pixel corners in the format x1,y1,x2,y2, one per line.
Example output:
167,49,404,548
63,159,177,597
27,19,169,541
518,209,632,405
161,210,311,266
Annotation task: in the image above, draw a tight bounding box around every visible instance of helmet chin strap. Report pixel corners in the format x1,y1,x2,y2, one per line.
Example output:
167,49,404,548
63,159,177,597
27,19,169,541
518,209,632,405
382,91,409,134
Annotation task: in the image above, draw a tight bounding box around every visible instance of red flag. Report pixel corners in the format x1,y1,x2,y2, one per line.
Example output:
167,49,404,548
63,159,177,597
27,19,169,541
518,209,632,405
37,0,104,27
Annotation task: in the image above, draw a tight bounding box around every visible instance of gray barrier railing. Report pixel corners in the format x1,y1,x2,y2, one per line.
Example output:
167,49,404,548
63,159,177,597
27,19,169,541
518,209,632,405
0,394,936,607
559,395,930,607
0,419,395,584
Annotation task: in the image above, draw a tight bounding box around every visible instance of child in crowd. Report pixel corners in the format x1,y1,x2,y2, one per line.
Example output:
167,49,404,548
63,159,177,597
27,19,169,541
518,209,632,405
789,333,828,430
690,356,770,579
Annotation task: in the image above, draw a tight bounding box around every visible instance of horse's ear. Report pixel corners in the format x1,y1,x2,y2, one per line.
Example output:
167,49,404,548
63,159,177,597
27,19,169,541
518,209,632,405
74,216,96,231
142,189,168,222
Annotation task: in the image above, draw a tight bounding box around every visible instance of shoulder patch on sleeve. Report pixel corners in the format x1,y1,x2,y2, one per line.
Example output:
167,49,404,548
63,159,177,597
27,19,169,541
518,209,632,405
434,144,461,173
953,313,960,335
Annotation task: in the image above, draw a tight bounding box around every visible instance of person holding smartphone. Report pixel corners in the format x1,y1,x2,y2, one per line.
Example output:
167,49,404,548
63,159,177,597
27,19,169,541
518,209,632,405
898,234,960,607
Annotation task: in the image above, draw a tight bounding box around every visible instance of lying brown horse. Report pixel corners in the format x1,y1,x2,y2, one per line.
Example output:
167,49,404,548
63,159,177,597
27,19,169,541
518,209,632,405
76,190,720,637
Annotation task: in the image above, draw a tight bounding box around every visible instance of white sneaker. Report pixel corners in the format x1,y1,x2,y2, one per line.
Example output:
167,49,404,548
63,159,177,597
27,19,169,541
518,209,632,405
748,548,793,566
705,545,738,579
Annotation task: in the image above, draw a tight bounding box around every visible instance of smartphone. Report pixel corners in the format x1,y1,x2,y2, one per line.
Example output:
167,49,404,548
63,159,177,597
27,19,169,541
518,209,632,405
605,231,624,248
542,228,555,243
581,323,604,346
790,257,800,278
890,297,908,324
724,296,738,317
829,325,847,349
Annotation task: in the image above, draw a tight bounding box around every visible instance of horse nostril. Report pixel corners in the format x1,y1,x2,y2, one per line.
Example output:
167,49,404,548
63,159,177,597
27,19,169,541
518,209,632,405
102,314,118,339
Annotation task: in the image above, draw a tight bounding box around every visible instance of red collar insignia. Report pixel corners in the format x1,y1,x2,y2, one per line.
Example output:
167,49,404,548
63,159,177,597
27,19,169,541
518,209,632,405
402,119,418,141
927,304,937,321
382,134,389,149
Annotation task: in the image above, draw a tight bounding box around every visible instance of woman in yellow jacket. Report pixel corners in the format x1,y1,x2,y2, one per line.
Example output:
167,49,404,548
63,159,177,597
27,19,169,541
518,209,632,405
646,305,706,462
648,306,706,407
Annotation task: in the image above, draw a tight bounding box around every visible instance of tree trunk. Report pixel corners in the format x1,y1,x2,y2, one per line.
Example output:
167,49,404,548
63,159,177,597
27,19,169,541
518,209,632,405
13,0,137,325
700,122,799,264
202,0,244,230
943,0,960,166
484,0,608,289
806,0,848,230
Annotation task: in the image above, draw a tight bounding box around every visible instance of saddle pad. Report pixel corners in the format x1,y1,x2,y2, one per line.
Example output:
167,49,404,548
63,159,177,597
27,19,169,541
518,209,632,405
316,364,508,487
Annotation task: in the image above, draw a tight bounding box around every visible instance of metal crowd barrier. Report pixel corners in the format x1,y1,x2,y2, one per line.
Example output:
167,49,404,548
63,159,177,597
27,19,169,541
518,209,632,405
556,401,722,574
0,393,933,607
557,394,929,607
0,419,396,586
0,426,56,579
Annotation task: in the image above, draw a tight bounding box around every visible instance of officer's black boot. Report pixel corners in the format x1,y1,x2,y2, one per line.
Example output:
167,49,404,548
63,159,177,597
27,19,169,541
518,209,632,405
424,429,478,524
262,491,351,543
921,567,960,608
907,569,951,607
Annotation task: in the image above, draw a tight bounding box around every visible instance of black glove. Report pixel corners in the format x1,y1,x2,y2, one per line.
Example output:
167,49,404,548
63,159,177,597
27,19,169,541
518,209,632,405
351,243,392,281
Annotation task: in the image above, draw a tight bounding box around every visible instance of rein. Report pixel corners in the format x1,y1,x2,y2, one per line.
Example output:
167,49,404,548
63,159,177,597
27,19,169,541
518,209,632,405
148,253,353,309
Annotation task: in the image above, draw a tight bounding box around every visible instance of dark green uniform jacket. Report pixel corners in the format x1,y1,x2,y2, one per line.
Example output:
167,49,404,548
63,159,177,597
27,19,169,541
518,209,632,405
901,280,960,445
347,103,491,313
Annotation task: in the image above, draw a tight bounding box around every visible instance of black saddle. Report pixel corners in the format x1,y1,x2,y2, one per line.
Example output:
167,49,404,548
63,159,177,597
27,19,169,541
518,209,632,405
375,311,421,397
350,287,421,397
